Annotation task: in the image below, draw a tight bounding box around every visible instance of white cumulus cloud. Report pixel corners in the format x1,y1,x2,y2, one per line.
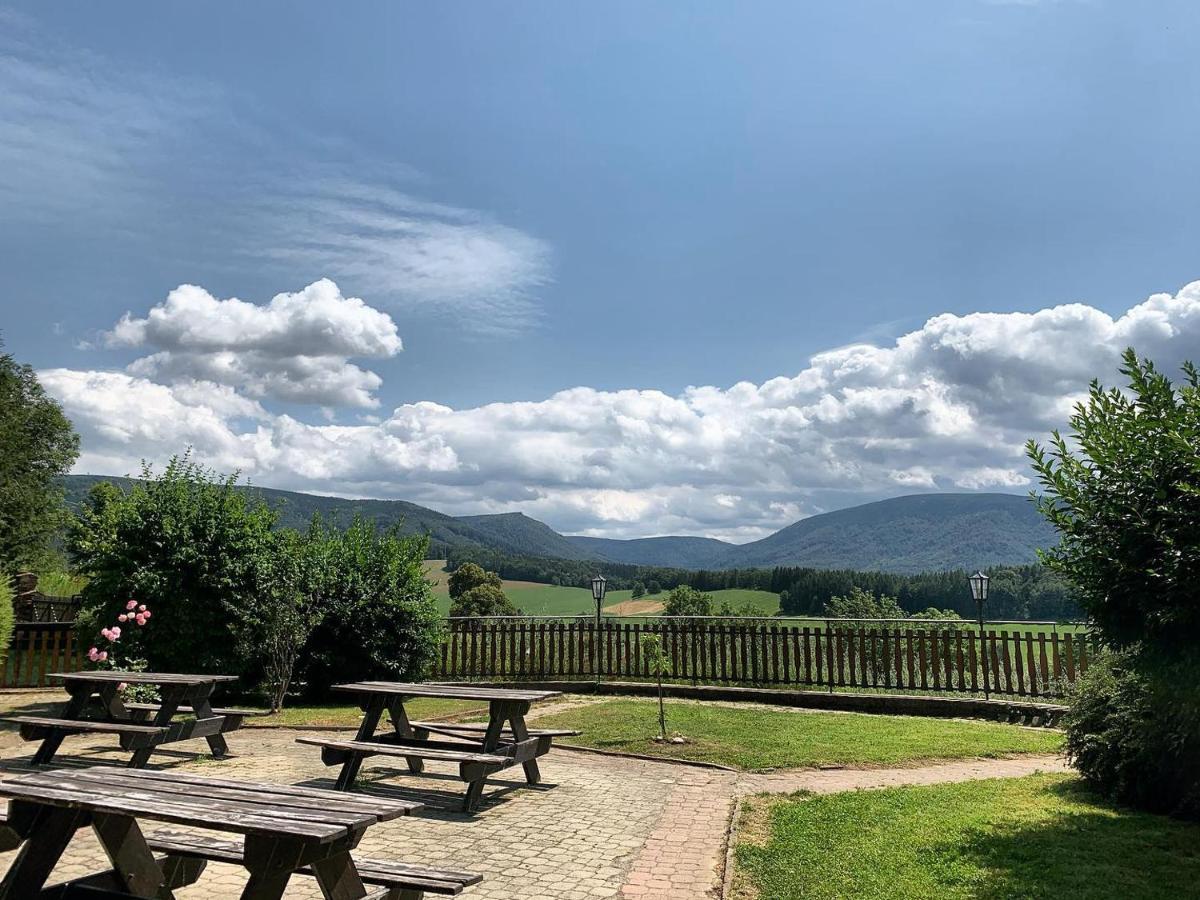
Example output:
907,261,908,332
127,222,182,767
105,280,401,408
44,280,1200,540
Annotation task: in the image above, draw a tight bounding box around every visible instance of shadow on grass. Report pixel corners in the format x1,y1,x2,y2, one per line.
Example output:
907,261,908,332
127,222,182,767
942,781,1200,899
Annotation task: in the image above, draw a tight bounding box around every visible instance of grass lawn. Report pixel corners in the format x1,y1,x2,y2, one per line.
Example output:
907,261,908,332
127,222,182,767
732,774,1200,899
532,699,1062,769
246,697,487,727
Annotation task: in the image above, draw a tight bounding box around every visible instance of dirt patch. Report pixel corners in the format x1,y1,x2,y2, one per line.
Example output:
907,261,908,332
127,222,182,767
605,599,665,616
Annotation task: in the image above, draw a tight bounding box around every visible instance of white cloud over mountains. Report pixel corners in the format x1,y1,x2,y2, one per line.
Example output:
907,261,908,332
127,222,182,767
42,279,1200,540
106,280,401,408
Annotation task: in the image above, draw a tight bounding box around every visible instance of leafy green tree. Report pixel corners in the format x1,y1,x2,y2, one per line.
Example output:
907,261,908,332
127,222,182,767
640,633,671,740
238,524,330,711
448,562,502,600
1029,349,1200,815
1029,348,1200,651
663,585,712,617
646,580,662,595
300,517,441,697
68,457,276,676
631,582,646,600
451,583,516,617
824,586,905,621
0,344,79,571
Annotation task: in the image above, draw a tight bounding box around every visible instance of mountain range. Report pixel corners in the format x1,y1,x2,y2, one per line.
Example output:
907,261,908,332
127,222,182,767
60,475,1056,574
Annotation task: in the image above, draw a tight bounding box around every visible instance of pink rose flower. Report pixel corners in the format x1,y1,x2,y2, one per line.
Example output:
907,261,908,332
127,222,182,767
118,682,128,692
118,614,127,622
97,651,108,662
87,647,100,662
126,600,137,611
142,610,152,619
135,615,146,626
138,604,147,612
110,626,121,639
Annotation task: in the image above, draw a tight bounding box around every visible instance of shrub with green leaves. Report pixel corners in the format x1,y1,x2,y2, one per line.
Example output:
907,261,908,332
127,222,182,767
300,517,442,697
1030,349,1200,816
0,575,15,668
68,457,277,677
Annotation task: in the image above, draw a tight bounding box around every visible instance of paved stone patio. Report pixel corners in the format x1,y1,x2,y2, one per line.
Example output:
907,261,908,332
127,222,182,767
0,696,1068,899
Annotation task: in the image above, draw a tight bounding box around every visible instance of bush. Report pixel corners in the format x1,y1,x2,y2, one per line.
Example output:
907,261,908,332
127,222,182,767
450,583,515,618
0,575,14,668
447,562,502,600
300,518,442,697
663,585,712,617
68,457,277,677
1065,648,1200,818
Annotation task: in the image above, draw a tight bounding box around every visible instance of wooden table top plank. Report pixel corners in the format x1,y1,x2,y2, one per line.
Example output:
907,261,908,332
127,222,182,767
50,769,402,829
110,768,419,819
0,767,404,841
0,779,342,841
332,682,560,702
53,671,240,686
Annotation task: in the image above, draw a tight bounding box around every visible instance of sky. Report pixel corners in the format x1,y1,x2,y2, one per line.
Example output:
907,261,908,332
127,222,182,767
3,1,1200,541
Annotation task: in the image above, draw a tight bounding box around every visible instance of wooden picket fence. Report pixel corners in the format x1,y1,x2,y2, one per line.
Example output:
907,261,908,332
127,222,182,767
1,623,85,688
436,618,1097,698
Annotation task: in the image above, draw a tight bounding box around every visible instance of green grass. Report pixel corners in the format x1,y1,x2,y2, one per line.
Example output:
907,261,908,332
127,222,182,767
732,774,1200,899
533,699,1062,769
245,697,486,727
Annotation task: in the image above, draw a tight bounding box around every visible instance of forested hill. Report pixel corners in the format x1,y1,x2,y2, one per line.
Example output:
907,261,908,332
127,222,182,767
567,535,735,568
714,493,1055,574
60,477,1055,574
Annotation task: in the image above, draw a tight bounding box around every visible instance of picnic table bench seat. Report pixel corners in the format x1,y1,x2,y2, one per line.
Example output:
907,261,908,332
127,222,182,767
4,715,170,745
144,829,482,897
124,702,269,718
409,720,581,739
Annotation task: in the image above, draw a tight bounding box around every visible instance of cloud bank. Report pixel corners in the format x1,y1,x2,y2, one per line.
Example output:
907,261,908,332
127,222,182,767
42,280,1200,540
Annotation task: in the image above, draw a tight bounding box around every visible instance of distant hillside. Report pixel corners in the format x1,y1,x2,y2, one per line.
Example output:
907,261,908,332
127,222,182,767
60,477,1057,574
60,475,502,556
457,513,596,561
567,535,734,568
714,493,1055,574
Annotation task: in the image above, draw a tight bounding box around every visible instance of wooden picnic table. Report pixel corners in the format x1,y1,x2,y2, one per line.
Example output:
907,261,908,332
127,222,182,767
4,671,262,768
0,765,427,899
298,682,578,811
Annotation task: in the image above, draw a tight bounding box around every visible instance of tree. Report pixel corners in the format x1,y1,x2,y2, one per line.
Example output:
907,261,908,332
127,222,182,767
1028,349,1200,816
662,585,712,617
1029,348,1200,652
68,457,277,677
448,562,502,600
238,524,329,711
824,587,905,621
300,517,442,697
0,344,79,571
631,582,646,600
451,583,516,618
640,633,671,740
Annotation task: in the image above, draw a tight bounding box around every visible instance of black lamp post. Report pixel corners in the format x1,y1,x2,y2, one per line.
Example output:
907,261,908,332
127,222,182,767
591,574,607,631
969,570,990,699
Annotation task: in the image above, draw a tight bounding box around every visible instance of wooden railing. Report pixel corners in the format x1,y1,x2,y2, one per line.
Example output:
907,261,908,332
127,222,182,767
2,623,84,688
436,618,1097,698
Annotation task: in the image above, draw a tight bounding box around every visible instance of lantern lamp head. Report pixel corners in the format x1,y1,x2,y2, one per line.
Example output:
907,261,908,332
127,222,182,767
968,570,990,602
591,574,608,602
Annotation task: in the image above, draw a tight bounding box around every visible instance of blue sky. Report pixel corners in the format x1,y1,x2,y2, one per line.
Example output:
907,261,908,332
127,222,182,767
4,1,1200,539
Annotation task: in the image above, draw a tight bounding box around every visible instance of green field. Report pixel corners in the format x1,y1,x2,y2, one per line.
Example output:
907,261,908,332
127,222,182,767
425,562,781,617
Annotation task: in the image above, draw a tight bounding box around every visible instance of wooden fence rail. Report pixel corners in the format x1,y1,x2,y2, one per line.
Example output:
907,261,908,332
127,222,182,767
2,623,85,688
436,619,1097,698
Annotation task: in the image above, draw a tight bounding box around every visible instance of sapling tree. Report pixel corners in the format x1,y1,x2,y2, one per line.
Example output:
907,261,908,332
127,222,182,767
640,633,671,741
